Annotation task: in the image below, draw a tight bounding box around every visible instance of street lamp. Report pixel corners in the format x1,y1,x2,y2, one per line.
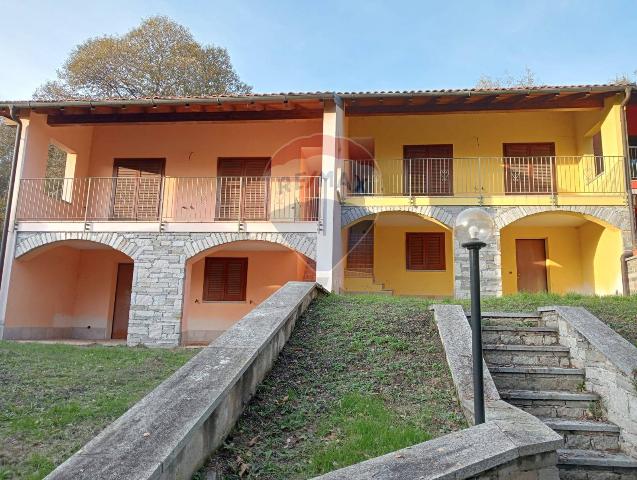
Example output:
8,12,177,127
455,208,495,425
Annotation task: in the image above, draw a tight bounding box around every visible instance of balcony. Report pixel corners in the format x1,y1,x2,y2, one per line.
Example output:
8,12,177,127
344,156,626,206
15,176,321,228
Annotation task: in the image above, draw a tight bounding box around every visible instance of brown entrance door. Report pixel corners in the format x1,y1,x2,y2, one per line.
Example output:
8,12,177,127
112,158,165,220
112,263,134,339
515,239,548,293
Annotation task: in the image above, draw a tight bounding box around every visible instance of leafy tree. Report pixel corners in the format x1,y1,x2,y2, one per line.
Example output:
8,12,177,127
34,16,251,99
0,120,16,226
476,67,538,89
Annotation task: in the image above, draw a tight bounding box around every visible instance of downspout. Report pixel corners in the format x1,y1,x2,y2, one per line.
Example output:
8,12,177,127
619,86,634,295
0,106,23,287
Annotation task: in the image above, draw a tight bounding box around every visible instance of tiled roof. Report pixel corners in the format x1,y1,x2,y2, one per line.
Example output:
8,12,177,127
0,83,631,106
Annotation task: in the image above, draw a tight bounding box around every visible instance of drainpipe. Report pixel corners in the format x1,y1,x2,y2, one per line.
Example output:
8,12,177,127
0,106,23,287
620,86,634,294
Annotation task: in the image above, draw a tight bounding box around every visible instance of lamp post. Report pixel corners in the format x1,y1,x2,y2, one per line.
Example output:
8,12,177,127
455,208,495,425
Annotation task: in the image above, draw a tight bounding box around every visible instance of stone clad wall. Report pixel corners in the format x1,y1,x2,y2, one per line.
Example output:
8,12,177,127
341,205,631,299
12,231,317,347
539,306,637,458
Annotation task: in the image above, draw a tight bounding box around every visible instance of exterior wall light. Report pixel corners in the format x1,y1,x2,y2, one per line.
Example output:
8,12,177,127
455,207,495,424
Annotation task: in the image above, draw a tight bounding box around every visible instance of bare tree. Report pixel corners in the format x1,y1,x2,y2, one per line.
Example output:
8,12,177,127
476,67,538,89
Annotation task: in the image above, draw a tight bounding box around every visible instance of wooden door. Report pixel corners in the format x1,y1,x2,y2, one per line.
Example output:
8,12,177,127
112,159,165,220
346,221,374,277
515,239,548,293
216,158,270,220
403,145,453,195
112,263,134,339
504,143,555,194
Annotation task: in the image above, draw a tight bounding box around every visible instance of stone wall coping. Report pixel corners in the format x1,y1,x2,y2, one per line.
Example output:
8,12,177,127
538,306,637,378
311,418,535,480
45,281,321,480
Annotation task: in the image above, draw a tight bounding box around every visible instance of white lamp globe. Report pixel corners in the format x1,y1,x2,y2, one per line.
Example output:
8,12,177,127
455,208,495,244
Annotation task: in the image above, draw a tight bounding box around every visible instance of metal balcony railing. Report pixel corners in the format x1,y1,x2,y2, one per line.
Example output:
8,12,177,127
344,156,626,198
16,176,321,223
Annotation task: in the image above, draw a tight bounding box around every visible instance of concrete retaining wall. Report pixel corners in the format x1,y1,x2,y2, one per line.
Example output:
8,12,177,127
312,305,562,480
539,306,637,457
44,281,322,480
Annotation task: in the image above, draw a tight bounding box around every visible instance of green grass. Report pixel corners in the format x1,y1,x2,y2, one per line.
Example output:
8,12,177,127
201,291,637,479
0,342,198,480
200,294,466,479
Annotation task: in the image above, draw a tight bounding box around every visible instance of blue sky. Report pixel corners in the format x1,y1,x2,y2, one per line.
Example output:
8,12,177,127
1,0,635,99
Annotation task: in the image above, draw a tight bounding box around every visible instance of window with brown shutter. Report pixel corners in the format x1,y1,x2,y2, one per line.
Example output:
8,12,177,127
403,145,453,196
406,232,446,271
203,257,248,302
503,143,555,194
216,158,271,220
112,158,165,220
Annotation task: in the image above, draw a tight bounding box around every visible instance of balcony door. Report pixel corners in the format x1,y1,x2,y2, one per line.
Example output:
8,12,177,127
216,158,271,221
504,143,555,194
112,158,165,221
403,145,453,195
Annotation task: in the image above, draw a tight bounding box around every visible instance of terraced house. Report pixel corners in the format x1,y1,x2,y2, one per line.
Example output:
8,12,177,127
0,84,634,346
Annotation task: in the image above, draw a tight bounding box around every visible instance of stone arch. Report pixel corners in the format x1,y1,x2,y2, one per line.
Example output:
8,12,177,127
494,206,628,231
14,231,139,259
494,206,632,250
341,205,456,229
184,232,317,261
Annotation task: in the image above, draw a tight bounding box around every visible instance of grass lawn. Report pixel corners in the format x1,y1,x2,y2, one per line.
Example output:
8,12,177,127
201,292,637,479
0,342,198,480
201,294,466,479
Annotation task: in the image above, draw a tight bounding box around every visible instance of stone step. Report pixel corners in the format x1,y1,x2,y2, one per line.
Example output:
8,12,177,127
490,366,585,391
557,449,637,478
540,418,621,452
482,325,560,346
500,389,600,419
472,311,542,328
483,344,571,368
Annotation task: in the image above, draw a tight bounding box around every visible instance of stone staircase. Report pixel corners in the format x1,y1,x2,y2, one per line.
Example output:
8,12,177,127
343,276,393,295
479,311,637,479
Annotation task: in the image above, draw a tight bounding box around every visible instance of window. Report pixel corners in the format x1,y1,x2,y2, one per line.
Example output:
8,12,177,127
203,257,248,302
592,132,604,176
45,142,76,202
406,232,445,271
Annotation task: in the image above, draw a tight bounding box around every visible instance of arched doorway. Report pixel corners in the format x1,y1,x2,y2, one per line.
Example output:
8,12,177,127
341,211,454,297
4,240,134,341
500,212,623,295
182,240,314,345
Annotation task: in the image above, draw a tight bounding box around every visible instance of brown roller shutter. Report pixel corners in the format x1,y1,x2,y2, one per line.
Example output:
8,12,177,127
406,232,445,270
203,257,248,301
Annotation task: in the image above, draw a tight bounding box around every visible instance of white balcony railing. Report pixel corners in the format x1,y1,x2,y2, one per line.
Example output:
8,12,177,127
16,176,321,223
344,156,626,198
